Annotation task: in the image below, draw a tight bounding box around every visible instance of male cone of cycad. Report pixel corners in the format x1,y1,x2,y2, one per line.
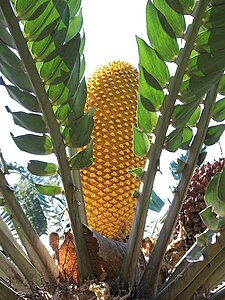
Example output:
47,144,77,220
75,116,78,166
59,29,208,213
81,61,144,239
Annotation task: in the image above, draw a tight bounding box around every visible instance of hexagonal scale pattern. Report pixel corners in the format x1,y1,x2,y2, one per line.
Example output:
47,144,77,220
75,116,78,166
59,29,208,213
81,61,144,239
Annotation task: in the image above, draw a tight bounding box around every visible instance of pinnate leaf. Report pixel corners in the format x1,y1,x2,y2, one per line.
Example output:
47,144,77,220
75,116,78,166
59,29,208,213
30,8,69,62
55,78,87,125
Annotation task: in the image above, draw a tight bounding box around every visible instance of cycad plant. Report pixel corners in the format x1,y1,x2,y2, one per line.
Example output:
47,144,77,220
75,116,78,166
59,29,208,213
1,0,225,299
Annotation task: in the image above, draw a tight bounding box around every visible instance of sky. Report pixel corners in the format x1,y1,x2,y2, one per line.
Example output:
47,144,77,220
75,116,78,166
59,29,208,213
82,0,147,75
0,0,224,201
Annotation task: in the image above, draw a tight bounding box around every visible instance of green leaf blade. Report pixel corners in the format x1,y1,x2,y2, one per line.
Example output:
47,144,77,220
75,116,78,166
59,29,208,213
139,66,164,112
154,0,186,37
213,98,225,122
28,160,59,176
204,125,225,146
218,74,225,95
48,55,81,106
218,167,225,204
0,27,16,48
203,4,225,30
165,0,195,14
180,72,222,103
200,206,225,232
176,158,186,174
62,106,94,148
0,59,33,92
187,105,201,127
40,34,80,85
10,111,48,133
128,168,144,179
133,126,150,157
188,50,225,77
171,102,200,128
180,127,193,150
195,28,225,53
15,0,49,20
149,190,165,212
205,173,225,218
65,8,83,42
69,140,94,170
35,184,62,196
137,96,158,134
146,1,179,62
12,134,53,155
165,128,183,152
0,40,25,72
0,81,40,112
136,36,170,88
23,0,68,42
30,15,68,62
69,78,87,120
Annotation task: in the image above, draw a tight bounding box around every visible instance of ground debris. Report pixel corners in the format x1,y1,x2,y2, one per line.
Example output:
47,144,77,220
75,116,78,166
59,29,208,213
17,278,133,300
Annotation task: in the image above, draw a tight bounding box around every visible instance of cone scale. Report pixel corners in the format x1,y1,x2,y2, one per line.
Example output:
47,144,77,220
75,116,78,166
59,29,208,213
81,61,143,239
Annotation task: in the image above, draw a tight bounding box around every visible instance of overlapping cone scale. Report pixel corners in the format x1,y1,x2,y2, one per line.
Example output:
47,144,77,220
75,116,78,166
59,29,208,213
81,61,144,239
174,158,225,246
163,158,225,270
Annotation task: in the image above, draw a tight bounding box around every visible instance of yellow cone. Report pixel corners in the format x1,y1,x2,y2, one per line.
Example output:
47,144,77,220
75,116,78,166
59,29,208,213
81,61,144,239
